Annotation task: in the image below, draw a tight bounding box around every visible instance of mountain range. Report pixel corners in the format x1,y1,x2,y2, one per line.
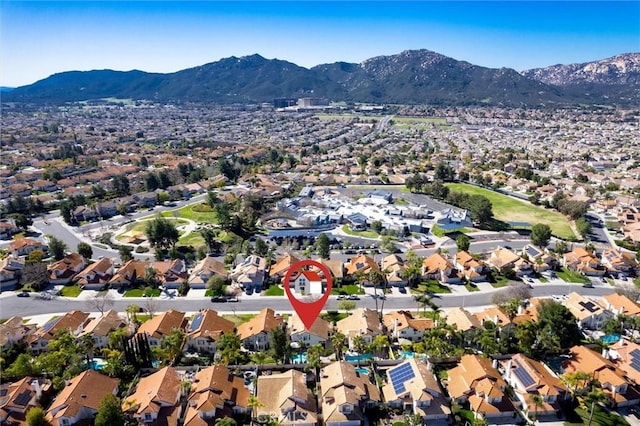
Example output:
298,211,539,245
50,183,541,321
4,50,639,106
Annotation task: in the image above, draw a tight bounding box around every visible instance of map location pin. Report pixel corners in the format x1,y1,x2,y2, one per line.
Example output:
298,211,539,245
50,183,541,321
283,259,333,330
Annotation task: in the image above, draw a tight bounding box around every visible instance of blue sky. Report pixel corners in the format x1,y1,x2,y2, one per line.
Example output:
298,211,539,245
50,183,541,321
2,1,639,87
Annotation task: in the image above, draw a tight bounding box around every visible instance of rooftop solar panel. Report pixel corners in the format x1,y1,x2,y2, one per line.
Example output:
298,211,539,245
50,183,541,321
41,317,60,334
513,366,535,388
630,360,640,373
389,363,415,395
629,349,640,360
190,313,204,332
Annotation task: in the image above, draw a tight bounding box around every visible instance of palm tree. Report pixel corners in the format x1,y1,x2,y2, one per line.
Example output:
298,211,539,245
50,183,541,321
247,395,264,421
215,417,237,426
161,328,185,365
352,335,367,355
562,371,591,402
78,334,96,367
251,351,268,373
581,389,608,426
529,394,544,422
331,331,347,361
413,294,431,315
125,304,140,324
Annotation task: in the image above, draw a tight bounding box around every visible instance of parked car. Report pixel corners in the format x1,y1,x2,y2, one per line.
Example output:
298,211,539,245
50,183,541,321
337,294,347,300
226,296,239,302
211,296,228,303
17,291,30,298
347,295,360,300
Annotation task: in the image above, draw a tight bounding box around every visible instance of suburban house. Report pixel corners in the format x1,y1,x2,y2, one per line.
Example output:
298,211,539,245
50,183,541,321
0,316,34,350
153,259,189,289
229,255,268,292
443,307,482,333
422,253,461,284
486,247,533,277
607,339,640,385
136,309,188,348
8,237,46,257
237,308,284,351
454,251,488,282
382,358,450,421
335,308,383,350
45,370,119,426
188,257,228,289
28,310,91,354
600,248,639,276
564,292,612,330
0,220,19,240
502,354,569,417
108,260,150,288
288,315,333,348
319,361,381,426
74,258,114,290
436,208,472,230
123,366,182,425
446,354,516,420
256,369,317,426
0,377,51,426
48,253,87,285
344,254,381,281
184,309,235,355
599,293,640,317
80,310,128,350
563,345,640,407
0,256,25,290
381,254,407,287
183,364,250,426
270,253,301,282
474,307,513,330
521,245,555,272
318,258,345,282
562,247,606,276
383,310,434,342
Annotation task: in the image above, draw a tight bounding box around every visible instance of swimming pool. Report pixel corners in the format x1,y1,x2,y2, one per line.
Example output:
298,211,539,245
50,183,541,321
345,354,372,362
89,358,107,370
401,351,427,359
601,333,621,344
355,367,370,375
292,353,307,364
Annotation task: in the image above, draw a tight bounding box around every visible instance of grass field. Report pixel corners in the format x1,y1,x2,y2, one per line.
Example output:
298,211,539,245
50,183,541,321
557,267,591,284
391,116,448,125
178,232,204,246
265,285,284,296
331,284,365,295
564,404,629,426
445,183,575,240
315,113,379,121
59,285,82,297
124,288,162,298
161,204,218,224
411,280,452,294
341,225,379,239
223,314,256,326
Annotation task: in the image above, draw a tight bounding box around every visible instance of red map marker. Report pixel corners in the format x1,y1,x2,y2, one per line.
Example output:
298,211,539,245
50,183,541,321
283,259,333,330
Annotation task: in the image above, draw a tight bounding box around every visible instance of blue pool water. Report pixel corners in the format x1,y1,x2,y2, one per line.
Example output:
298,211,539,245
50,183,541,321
89,358,107,370
601,334,621,344
401,351,427,359
292,353,308,364
355,368,370,375
345,354,372,362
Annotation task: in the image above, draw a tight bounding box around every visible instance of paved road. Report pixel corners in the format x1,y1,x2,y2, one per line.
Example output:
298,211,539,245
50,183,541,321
0,283,616,318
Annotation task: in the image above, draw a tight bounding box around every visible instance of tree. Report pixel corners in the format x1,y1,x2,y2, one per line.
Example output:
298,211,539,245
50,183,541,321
118,245,134,262
112,175,130,196
331,331,347,361
144,297,158,318
254,237,268,257
576,216,592,239
536,300,581,353
207,275,227,297
247,395,264,421
20,261,48,291
269,327,292,364
161,328,185,365
215,417,237,426
47,235,67,260
26,407,46,426
403,251,423,287
563,371,591,402
315,233,330,259
217,333,243,365
530,223,552,248
77,242,93,259
352,335,367,355
200,228,221,254
94,393,125,426
455,234,470,252
371,220,383,234
144,216,179,250
86,292,115,316
529,394,544,421
9,213,32,231
581,388,608,426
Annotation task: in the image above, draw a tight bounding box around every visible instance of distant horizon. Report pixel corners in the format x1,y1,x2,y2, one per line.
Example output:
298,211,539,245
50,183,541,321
2,1,639,87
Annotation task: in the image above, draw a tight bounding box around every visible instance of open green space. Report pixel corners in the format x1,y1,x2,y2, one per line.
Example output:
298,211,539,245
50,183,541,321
223,314,256,326
118,218,190,242
411,280,452,294
161,203,218,224
341,225,379,239
321,311,349,324
332,284,365,295
265,285,284,296
445,183,575,240
123,288,162,298
178,232,205,246
564,404,628,426
489,274,510,288
391,116,448,125
465,282,481,292
315,113,379,121
59,285,82,298
557,267,591,284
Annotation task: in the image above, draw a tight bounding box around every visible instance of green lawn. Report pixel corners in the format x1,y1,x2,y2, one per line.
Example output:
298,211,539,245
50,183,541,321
341,225,379,239
178,232,204,246
321,311,349,323
564,404,629,426
265,285,284,296
538,275,549,283
391,116,448,125
161,204,218,224
223,314,256,326
465,282,481,292
332,284,365,295
59,285,82,297
445,183,575,240
557,267,590,284
124,288,162,297
411,280,452,294
489,274,510,288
